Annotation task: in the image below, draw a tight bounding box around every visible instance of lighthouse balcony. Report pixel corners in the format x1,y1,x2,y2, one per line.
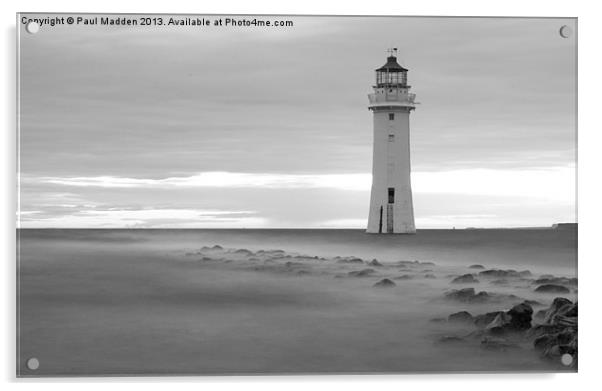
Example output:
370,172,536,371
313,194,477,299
368,92,417,109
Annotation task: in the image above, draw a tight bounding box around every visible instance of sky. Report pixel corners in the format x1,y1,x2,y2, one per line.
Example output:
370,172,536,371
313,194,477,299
18,15,577,228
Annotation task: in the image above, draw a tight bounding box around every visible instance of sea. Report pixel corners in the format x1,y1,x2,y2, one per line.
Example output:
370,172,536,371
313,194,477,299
16,227,578,376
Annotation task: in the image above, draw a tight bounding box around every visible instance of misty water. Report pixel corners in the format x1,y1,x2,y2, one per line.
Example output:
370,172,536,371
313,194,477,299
17,228,577,376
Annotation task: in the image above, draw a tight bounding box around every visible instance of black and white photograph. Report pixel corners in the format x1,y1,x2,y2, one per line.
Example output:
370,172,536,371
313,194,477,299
16,13,577,376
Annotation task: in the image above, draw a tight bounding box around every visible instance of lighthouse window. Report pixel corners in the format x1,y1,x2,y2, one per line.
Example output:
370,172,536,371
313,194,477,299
388,188,395,204
389,113,395,121
388,134,395,142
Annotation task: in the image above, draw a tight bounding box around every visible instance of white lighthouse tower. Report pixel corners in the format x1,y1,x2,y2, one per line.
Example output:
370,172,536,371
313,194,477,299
366,49,417,234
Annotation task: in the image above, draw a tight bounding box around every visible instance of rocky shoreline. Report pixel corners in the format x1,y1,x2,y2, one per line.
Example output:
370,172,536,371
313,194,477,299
438,298,577,367
185,244,578,370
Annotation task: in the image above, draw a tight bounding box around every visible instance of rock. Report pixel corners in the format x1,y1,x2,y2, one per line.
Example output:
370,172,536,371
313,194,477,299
484,312,512,335
534,277,578,286
534,329,577,359
490,279,509,286
421,269,433,273
424,274,437,279
565,302,577,317
527,297,577,363
545,303,577,326
337,257,364,264
436,335,465,344
506,302,533,331
534,309,547,321
478,269,520,278
478,269,531,279
446,287,475,301
395,260,435,267
468,264,485,269
348,268,376,277
448,311,474,324
523,299,543,307
535,284,570,293
444,288,489,303
474,311,505,329
395,260,416,265
533,334,557,352
393,274,414,280
542,297,572,324
481,336,519,351
199,245,224,252
373,278,396,288
234,248,253,255
293,255,312,260
475,302,533,335
472,291,490,302
367,259,383,267
526,324,565,339
451,274,479,284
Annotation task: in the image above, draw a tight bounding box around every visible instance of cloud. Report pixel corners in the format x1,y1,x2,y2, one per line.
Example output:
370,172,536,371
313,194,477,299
26,165,575,203
18,207,264,228
30,172,372,191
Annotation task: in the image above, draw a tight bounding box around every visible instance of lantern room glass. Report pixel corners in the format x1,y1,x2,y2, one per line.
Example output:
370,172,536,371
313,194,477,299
376,70,407,86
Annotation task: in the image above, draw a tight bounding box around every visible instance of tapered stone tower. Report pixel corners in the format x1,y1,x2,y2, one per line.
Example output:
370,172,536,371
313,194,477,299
366,49,417,234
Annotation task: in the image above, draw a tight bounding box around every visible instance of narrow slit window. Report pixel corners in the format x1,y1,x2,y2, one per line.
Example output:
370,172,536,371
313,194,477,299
389,113,395,121
388,187,395,204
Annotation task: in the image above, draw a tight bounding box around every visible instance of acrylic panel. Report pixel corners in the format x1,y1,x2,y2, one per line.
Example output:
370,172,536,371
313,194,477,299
16,13,577,376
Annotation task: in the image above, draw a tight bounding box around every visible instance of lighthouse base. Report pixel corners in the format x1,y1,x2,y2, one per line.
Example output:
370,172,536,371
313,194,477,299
366,193,416,234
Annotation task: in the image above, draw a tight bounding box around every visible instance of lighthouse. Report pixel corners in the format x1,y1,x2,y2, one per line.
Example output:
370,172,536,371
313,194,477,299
366,49,417,234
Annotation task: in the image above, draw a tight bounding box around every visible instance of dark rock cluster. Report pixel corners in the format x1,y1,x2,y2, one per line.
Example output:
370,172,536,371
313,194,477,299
478,269,532,278
448,311,473,324
348,268,376,277
437,297,577,367
451,274,479,284
444,287,489,303
393,274,414,280
534,277,577,287
336,256,365,264
534,284,570,293
373,278,396,288
367,259,383,267
528,298,577,365
395,260,436,267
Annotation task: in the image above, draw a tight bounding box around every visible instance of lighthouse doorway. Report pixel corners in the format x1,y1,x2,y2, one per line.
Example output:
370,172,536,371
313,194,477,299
386,204,394,233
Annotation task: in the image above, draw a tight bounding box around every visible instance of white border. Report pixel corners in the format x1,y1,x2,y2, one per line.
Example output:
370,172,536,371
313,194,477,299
3,0,600,389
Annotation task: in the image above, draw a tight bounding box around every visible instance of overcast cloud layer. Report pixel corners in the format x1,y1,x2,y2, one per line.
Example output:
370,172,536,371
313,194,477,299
18,15,576,228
